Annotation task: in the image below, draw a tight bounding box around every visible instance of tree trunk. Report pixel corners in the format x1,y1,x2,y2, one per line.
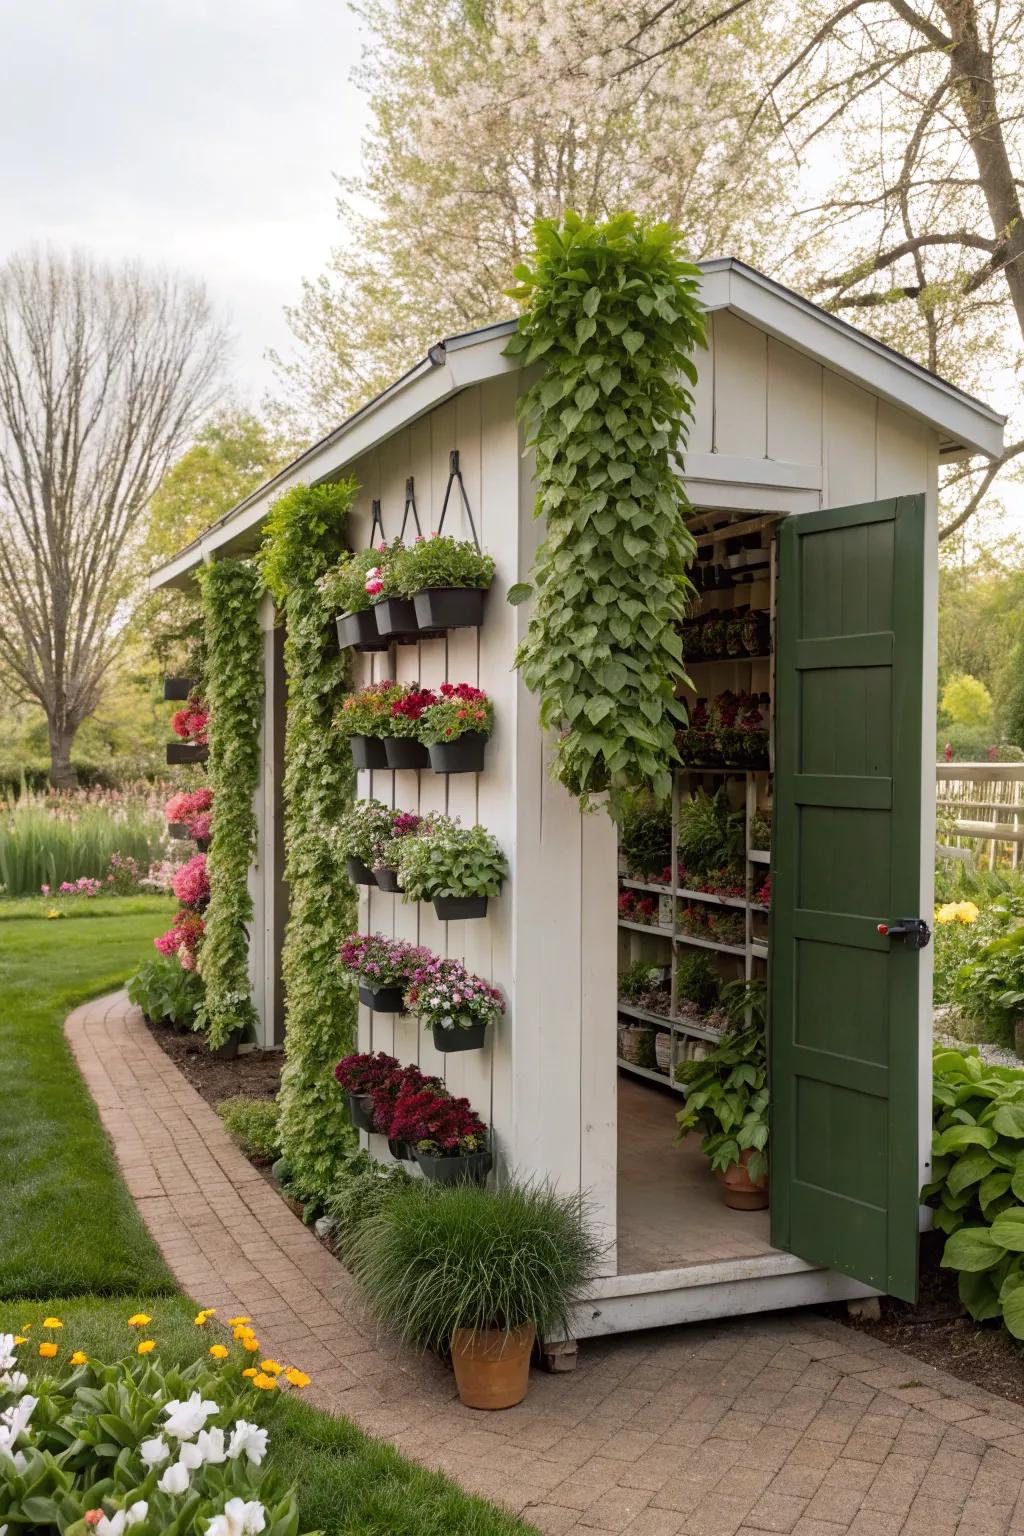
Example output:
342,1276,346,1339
48,723,79,789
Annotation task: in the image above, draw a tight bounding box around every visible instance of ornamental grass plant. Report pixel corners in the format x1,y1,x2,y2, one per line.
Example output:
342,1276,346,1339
0,796,165,899
348,1180,602,1352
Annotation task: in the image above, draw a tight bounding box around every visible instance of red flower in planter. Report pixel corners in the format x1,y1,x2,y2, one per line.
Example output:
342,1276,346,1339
170,702,209,743
389,1082,487,1154
171,852,209,909
390,688,438,724
334,1051,401,1094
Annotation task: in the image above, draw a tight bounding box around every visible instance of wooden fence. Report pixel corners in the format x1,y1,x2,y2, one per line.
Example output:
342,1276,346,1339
936,763,1024,868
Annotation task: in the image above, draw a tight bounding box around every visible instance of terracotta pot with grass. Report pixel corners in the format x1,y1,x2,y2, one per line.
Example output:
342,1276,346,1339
451,1324,535,1410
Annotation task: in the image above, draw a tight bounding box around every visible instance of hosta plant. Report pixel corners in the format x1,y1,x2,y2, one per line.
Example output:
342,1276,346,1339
952,920,1024,1048
416,684,494,745
127,955,205,1029
395,817,506,900
392,535,495,595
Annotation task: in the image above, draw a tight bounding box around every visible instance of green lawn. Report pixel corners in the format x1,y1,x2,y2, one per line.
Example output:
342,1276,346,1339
0,901,534,1536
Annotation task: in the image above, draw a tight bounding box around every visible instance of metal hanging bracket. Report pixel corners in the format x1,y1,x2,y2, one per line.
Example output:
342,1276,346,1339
436,450,481,551
368,498,385,548
399,477,423,540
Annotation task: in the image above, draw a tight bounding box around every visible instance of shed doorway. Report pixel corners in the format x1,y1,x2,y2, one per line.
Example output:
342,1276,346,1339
615,511,779,1277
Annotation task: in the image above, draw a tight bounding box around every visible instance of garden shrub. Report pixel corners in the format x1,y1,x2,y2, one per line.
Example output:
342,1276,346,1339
196,559,264,1049
505,211,706,817
324,1146,416,1260
217,1096,281,1161
127,955,205,1029
928,1046,1024,1335
953,920,1024,1049
258,481,360,1201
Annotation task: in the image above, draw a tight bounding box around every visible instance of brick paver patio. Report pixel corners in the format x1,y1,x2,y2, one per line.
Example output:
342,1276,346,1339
67,992,1024,1536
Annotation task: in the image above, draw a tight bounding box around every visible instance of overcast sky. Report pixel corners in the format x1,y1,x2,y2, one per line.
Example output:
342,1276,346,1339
2,0,368,404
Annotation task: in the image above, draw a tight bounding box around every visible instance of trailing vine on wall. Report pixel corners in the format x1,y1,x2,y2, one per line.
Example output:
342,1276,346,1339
259,479,360,1202
506,211,706,818
196,558,264,1049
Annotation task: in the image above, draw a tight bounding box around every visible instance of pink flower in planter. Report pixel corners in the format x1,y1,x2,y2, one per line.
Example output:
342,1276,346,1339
171,853,209,909
364,566,384,597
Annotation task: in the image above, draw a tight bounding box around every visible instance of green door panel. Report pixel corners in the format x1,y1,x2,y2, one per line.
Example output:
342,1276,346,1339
771,493,925,1302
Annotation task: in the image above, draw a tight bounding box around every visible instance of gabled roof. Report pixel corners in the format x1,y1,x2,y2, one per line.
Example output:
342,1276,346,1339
151,258,1005,590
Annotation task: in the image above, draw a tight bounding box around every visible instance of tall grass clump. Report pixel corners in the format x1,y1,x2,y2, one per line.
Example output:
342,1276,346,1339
348,1180,603,1351
0,788,165,897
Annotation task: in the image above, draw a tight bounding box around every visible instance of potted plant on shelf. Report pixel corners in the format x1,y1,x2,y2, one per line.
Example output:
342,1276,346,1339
405,953,506,1052
619,793,671,881
389,1081,492,1185
741,610,770,656
395,815,506,918
338,931,431,1011
674,979,769,1210
334,1050,402,1132
393,533,495,631
417,683,494,773
336,797,396,885
382,686,437,769
336,680,406,769
372,808,423,891
322,549,390,651
349,1179,602,1410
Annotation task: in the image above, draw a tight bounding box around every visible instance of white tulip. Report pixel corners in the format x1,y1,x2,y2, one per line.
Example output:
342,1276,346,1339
140,1434,170,1467
0,1373,27,1394
206,1497,267,1536
0,1336,16,1371
162,1391,218,1439
96,1503,148,1536
157,1458,191,1494
177,1439,204,1470
196,1425,227,1464
226,1419,268,1466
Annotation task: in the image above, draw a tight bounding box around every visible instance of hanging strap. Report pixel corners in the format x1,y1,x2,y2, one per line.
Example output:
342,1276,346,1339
436,450,481,551
399,477,422,539
368,498,385,548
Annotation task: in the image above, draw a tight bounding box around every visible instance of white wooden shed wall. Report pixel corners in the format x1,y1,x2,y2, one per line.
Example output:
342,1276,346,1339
336,309,942,1285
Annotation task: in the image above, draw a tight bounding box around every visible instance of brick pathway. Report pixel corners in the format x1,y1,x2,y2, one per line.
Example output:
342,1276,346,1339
68,993,1024,1536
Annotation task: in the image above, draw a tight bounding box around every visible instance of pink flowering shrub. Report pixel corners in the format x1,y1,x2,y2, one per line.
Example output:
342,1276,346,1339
165,787,213,830
154,909,205,965
171,852,209,909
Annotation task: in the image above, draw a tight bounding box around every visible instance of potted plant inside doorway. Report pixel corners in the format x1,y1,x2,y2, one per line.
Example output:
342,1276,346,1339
674,979,769,1209
393,534,495,632
394,815,506,918
405,953,506,1052
348,1179,602,1410
417,683,494,774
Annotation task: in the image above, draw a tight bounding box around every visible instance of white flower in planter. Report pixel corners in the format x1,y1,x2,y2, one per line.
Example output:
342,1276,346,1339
162,1391,218,1439
207,1497,267,1536
140,1434,170,1466
196,1424,227,1463
95,1502,148,1535
157,1458,191,1495
227,1419,268,1466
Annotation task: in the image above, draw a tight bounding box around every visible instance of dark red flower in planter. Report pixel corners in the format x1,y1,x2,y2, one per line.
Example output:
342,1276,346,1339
369,1064,439,1135
390,688,438,724
334,1051,401,1095
389,1082,487,1154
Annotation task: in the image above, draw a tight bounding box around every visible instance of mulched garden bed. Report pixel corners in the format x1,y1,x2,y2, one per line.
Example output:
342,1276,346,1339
832,1231,1024,1406
143,1016,281,1108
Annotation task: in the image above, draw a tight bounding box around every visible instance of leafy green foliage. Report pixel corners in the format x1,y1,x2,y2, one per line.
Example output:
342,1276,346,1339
217,1095,281,1160
395,818,507,900
954,920,1024,1048
505,211,706,815
675,1019,768,1179
324,1146,415,1261
619,792,671,878
127,955,204,1029
319,548,381,617
0,796,164,898
928,1047,1024,1334
677,787,743,880
349,1180,603,1350
261,481,361,1201
392,536,495,595
335,798,397,864
674,953,720,1013
195,560,263,1050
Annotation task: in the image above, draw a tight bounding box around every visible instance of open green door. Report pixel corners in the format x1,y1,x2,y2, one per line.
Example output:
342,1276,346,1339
771,494,925,1301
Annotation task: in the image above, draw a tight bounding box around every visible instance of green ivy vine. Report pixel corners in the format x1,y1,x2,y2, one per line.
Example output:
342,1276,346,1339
258,479,360,1202
195,558,264,1049
505,211,706,817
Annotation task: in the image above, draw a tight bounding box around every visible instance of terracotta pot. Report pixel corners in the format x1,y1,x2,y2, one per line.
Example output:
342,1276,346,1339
451,1323,535,1410
716,1149,768,1211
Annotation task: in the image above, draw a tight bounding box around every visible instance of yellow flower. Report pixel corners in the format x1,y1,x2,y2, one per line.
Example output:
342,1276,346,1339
241,1336,260,1353
957,901,979,924
127,1313,151,1327
194,1313,210,1327
70,1351,88,1365
42,1317,63,1330
935,900,980,926
209,1344,229,1360
242,1367,258,1378
284,1367,311,1389
13,1336,26,1346
47,908,62,919
232,1324,255,1341
38,1342,58,1358
227,1315,251,1326
137,1340,156,1355
252,1372,278,1390
259,1359,283,1376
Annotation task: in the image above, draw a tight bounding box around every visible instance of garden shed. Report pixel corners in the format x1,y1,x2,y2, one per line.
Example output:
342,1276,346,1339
152,258,1005,1338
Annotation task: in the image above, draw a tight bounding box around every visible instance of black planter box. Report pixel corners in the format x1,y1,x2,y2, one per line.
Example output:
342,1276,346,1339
427,733,488,774
388,1137,414,1162
432,1020,487,1052
166,741,208,766
374,597,419,642
346,856,376,886
195,836,210,853
347,1092,376,1133
211,1028,242,1060
168,821,190,840
384,736,429,770
413,587,486,631
336,610,388,652
375,867,402,893
358,982,405,1013
433,894,488,920
163,676,196,701
415,1147,492,1185
349,735,389,770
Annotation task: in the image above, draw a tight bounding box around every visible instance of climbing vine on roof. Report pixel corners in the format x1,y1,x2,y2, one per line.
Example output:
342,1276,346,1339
258,479,360,1203
505,211,706,818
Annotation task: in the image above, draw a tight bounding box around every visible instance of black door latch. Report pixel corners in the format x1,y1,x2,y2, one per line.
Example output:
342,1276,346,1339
876,918,931,950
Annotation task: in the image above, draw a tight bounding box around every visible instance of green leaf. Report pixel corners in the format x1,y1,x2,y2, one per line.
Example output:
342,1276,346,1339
933,1123,997,1155
990,1208,1024,1251
993,1103,1024,1138
506,582,534,606
941,1226,1003,1271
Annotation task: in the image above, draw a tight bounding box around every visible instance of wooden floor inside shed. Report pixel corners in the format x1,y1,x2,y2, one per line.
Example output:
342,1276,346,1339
616,1073,777,1275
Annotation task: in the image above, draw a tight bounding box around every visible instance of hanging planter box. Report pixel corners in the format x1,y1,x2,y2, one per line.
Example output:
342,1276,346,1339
357,981,405,1012
415,1146,492,1185
433,894,488,920
347,1092,376,1133
349,735,389,770
211,1029,242,1060
195,836,210,853
388,1137,414,1162
373,597,419,642
375,867,402,893
413,587,486,631
431,1019,488,1052
427,733,488,774
163,676,196,701
166,742,208,766
346,856,376,886
168,821,190,840
384,736,429,770
336,611,388,652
